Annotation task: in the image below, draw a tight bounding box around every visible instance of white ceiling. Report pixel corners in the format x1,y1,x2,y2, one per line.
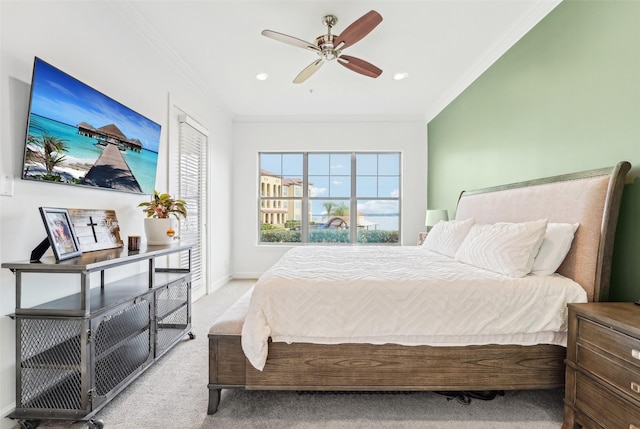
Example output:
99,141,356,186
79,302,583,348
112,1,560,122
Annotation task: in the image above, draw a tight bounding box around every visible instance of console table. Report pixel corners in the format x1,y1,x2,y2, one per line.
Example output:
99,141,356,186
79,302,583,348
2,243,193,429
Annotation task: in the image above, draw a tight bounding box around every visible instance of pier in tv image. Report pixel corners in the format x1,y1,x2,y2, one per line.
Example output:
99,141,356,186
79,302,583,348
22,57,160,195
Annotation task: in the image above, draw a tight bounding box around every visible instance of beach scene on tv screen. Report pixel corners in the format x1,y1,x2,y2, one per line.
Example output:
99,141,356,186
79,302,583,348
23,59,160,195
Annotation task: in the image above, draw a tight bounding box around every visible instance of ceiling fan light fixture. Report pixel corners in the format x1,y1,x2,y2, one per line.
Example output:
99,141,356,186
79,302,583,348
256,73,269,81
315,34,337,61
393,72,409,81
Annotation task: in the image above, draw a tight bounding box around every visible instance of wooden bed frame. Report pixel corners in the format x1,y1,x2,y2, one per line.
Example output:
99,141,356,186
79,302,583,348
207,161,630,414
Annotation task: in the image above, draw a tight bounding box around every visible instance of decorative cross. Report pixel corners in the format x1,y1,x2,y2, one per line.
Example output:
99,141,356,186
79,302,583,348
87,217,99,242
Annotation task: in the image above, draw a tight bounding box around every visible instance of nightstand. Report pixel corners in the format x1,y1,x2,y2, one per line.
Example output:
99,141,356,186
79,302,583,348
563,302,640,429
417,232,428,246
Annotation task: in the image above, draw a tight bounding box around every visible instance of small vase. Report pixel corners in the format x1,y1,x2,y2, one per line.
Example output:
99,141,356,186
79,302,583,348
144,218,175,245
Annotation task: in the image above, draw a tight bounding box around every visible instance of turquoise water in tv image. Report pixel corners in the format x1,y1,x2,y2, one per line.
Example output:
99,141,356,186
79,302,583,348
24,114,158,194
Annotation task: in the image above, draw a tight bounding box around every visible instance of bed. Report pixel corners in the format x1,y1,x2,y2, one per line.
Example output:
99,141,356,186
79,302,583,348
208,161,630,414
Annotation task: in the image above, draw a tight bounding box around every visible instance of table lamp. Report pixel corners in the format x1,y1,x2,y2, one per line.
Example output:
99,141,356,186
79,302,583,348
425,209,449,231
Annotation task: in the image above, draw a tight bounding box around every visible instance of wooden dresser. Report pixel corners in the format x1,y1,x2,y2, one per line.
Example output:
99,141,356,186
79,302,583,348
563,302,640,429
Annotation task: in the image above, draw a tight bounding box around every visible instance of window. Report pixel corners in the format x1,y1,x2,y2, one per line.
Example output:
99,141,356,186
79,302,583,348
259,152,401,244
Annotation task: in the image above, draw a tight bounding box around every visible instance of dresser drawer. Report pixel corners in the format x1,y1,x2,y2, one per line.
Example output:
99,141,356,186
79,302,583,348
578,344,640,404
576,372,640,429
578,317,640,370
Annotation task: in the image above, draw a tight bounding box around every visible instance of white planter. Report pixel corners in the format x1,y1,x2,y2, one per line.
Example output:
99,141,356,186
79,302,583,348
144,218,176,245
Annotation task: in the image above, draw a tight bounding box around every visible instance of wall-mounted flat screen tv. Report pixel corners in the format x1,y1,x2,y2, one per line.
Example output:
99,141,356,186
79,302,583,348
22,57,160,195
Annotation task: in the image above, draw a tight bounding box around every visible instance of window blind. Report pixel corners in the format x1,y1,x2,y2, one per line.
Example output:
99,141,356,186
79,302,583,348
174,115,208,291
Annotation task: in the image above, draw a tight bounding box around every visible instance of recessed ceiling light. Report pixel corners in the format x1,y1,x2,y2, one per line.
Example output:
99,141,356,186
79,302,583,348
393,72,409,81
256,73,269,81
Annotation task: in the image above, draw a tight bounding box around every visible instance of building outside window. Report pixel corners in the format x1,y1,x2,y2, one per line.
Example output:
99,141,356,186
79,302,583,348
259,152,401,244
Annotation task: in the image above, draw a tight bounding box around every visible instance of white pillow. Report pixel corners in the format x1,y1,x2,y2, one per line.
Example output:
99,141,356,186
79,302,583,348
455,219,548,278
531,223,579,276
422,218,475,257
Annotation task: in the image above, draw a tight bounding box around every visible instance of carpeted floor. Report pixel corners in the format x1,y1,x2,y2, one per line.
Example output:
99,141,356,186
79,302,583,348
206,388,565,429
24,279,565,429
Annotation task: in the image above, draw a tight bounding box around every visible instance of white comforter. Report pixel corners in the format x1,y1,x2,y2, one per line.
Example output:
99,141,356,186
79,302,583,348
241,246,587,371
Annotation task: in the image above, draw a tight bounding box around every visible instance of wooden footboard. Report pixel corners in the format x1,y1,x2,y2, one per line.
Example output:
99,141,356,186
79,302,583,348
208,332,565,414
246,341,566,391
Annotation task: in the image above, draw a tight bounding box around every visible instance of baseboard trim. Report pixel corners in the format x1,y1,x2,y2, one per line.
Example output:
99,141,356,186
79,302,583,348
1,401,16,429
232,272,263,279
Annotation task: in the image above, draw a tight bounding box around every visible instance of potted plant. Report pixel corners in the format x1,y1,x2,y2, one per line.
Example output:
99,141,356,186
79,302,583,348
138,190,187,245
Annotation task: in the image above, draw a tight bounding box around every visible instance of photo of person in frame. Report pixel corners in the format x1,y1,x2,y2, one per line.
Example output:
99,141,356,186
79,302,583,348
38,207,82,261
47,212,77,255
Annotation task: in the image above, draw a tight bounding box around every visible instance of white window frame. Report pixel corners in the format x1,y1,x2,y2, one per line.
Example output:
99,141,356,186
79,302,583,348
258,151,401,245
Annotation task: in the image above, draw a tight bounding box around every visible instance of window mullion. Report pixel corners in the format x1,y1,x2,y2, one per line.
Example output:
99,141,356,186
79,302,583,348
302,153,309,243
350,152,357,244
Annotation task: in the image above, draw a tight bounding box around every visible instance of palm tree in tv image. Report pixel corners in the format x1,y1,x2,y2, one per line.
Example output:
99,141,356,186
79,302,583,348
25,119,70,181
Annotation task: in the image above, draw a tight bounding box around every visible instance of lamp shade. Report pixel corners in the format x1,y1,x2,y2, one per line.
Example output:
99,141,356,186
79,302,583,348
425,209,449,227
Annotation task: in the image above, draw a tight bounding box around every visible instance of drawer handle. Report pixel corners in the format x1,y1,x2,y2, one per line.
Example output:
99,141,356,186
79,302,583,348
632,382,640,394
633,349,640,360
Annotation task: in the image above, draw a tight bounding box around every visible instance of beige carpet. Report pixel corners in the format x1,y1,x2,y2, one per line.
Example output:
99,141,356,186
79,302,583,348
23,279,564,429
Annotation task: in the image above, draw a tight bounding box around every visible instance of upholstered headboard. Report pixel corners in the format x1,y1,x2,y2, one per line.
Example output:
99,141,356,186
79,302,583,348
455,162,630,302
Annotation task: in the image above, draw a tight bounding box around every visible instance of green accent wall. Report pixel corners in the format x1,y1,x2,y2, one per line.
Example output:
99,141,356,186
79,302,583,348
427,0,640,300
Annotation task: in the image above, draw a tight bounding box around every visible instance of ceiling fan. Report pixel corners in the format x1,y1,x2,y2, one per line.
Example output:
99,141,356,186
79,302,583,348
261,10,383,84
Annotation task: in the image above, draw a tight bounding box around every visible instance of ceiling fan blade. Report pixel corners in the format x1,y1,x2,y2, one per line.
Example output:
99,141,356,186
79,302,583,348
334,10,382,50
293,59,324,84
337,55,382,78
261,30,321,52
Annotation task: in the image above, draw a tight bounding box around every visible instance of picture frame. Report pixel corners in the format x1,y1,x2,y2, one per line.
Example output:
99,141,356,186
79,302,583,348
39,207,83,261
67,208,123,252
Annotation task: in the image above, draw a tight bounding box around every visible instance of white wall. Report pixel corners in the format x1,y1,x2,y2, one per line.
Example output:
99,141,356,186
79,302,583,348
232,120,428,278
0,2,233,427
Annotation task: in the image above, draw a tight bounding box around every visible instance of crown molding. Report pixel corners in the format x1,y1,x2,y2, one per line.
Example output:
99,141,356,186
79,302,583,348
106,0,234,120
233,114,428,124
424,0,562,123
